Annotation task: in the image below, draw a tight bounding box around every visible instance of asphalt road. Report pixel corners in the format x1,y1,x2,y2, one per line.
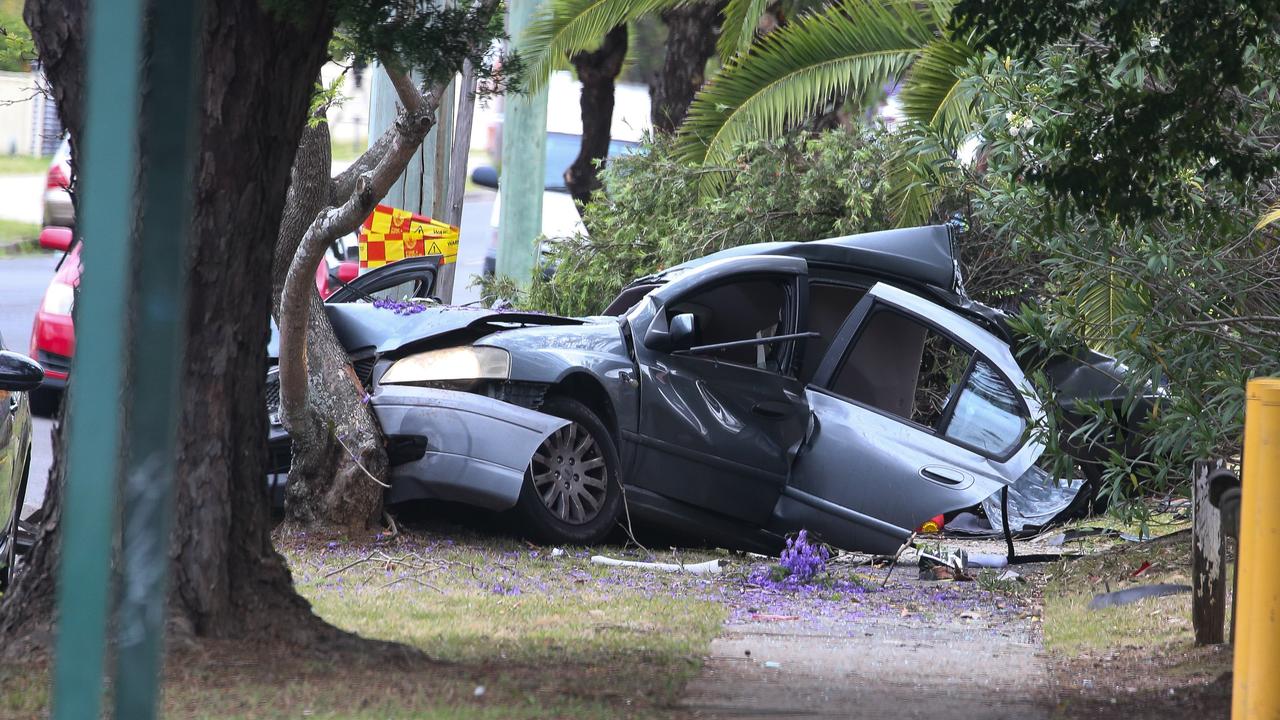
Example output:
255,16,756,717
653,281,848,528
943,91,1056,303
0,182,496,520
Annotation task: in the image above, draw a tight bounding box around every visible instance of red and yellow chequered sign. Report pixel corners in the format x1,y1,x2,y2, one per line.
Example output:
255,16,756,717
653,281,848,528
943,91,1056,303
359,204,460,268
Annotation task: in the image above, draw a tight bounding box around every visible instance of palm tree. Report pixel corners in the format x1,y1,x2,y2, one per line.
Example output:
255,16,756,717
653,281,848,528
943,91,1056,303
522,0,982,223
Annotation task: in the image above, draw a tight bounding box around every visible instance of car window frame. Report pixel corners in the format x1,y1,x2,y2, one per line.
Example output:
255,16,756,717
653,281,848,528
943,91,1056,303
812,298,1031,463
657,271,806,379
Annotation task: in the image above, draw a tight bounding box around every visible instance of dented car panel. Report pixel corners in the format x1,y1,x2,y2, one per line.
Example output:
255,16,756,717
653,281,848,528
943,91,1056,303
372,386,568,509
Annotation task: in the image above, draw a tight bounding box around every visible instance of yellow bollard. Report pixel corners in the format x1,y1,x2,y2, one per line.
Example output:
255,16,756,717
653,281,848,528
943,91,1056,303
1234,378,1280,720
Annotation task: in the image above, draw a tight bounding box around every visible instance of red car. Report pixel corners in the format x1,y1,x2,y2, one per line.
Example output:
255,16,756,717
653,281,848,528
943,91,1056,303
28,227,359,412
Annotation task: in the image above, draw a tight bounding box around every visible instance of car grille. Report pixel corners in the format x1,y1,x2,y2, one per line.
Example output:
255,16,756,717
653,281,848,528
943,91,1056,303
37,350,71,375
265,367,281,426
352,356,376,389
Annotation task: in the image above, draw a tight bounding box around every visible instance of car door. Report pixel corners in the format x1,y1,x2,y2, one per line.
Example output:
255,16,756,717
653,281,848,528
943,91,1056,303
625,256,813,526
326,256,441,304
774,282,1043,554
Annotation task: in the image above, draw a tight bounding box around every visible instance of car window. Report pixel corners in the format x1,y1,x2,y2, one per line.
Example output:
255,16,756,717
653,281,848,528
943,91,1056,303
667,278,793,373
943,359,1027,456
800,282,865,383
829,308,971,427
545,133,637,190
367,278,424,301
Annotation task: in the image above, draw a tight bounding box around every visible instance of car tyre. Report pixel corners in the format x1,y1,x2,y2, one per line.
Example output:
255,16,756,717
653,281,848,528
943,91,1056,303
515,396,622,545
1,449,30,593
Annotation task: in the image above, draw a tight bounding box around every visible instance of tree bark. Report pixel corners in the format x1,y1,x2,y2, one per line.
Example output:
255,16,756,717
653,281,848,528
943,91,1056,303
565,24,627,207
271,4,498,532
651,1,722,134
1,0,339,651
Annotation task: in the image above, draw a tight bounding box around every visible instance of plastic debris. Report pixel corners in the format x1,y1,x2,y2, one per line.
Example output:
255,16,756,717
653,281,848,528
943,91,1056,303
550,547,565,558
918,548,973,581
590,556,722,575
997,569,1024,583
967,552,1009,568
763,661,781,669
1088,583,1191,610
474,686,486,697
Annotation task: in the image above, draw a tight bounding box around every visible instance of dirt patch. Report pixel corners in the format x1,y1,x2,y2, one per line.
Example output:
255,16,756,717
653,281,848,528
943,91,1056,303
1046,643,1232,719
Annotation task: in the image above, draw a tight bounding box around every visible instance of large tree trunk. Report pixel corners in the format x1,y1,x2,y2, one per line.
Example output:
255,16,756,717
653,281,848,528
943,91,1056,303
1,0,338,651
565,24,628,207
270,120,387,531
651,1,723,134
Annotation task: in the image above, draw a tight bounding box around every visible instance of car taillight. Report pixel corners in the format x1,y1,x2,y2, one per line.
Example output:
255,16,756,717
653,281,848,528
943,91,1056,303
46,164,68,190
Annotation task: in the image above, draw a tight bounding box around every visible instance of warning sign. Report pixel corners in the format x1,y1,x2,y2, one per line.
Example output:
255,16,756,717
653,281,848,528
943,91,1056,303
358,204,460,268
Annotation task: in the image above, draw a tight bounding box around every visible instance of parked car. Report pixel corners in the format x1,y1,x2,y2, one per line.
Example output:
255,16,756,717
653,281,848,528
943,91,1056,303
266,225,1152,553
29,226,361,415
472,132,641,276
0,341,43,591
42,137,74,228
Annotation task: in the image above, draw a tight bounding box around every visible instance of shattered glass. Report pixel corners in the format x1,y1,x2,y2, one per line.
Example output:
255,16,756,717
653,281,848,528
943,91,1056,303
981,464,1085,533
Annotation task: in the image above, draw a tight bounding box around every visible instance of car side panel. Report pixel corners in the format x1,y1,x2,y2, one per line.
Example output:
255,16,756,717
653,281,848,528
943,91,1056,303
372,387,568,509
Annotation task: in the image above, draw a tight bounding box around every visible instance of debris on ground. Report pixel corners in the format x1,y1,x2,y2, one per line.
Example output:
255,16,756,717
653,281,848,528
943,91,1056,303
590,555,723,574
1087,583,1192,610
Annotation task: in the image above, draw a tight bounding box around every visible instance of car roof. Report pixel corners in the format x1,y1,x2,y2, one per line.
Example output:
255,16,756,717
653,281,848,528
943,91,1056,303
650,225,957,293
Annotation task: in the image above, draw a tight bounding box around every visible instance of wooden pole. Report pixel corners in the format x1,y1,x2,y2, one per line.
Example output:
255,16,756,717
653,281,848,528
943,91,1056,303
1192,458,1226,645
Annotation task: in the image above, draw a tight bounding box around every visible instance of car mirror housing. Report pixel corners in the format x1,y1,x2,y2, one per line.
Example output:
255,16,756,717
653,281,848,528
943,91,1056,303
471,165,499,189
644,312,698,353
39,226,73,253
0,351,45,392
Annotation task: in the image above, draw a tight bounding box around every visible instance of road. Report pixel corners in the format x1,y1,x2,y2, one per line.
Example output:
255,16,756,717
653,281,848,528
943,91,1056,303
0,168,496,519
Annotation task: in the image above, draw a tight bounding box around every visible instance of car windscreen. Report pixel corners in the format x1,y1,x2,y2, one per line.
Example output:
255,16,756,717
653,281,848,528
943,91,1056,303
545,132,637,191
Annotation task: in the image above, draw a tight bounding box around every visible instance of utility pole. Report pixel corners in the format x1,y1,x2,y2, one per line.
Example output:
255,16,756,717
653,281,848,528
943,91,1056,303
496,0,548,285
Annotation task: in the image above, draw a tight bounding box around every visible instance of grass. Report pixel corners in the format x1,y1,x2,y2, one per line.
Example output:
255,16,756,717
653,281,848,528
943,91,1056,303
0,154,50,175
331,135,368,163
0,527,728,719
0,219,41,255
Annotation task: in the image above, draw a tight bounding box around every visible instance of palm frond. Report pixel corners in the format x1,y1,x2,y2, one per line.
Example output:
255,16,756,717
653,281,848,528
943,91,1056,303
1256,204,1280,229
1075,268,1126,351
716,0,769,62
521,0,681,93
674,0,941,191
898,37,979,144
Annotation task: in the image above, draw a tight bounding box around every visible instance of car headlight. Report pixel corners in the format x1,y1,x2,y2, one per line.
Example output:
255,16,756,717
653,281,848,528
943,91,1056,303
380,346,510,385
41,281,75,316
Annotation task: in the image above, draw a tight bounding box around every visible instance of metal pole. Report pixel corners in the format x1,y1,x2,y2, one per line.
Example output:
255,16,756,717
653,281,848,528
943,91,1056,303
113,1,204,717
1233,378,1280,720
496,0,548,285
50,0,144,716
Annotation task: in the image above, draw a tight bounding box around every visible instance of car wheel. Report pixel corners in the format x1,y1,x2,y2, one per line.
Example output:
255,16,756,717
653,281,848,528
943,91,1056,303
515,396,622,545
1,450,30,593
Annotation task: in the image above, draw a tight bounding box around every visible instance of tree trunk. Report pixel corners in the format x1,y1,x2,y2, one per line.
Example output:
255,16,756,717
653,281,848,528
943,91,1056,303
271,121,387,531
565,24,627,207
1,0,339,651
651,1,722,134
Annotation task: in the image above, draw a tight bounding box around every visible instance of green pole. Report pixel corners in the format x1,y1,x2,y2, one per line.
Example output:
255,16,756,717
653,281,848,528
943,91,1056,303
496,0,548,285
112,0,204,717
51,0,144,716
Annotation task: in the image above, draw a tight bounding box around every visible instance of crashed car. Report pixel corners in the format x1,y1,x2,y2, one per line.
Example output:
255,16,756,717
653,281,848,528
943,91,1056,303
268,225,1146,554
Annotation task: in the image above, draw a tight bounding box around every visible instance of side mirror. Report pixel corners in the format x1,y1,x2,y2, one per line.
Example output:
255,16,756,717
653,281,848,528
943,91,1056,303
39,226,72,252
471,165,499,190
0,351,44,392
644,312,698,353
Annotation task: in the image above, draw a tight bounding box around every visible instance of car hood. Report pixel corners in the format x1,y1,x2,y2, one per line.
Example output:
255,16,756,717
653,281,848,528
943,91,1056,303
325,304,585,356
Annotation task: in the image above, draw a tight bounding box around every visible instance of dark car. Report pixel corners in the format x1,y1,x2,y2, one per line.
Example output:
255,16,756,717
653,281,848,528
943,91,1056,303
0,337,43,591
267,225,1146,554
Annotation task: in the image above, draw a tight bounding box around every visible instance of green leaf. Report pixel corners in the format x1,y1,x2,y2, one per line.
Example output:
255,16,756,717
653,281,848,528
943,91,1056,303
716,0,770,63
520,0,682,94
675,0,947,193
898,36,979,143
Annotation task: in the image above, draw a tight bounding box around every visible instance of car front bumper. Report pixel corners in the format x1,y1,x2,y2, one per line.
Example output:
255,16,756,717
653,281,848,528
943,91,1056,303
265,387,568,511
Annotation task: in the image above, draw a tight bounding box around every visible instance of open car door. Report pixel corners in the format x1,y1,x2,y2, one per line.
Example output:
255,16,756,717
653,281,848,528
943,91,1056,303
326,255,442,304
773,282,1044,554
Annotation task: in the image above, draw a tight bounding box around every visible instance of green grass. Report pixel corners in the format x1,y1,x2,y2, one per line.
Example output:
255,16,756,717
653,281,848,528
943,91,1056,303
0,219,41,255
331,135,368,163
0,530,727,719
0,154,50,175
1041,531,1196,654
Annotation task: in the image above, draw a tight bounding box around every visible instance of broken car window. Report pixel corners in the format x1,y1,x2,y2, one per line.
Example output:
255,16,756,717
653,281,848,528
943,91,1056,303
942,358,1027,457
667,278,791,373
830,308,971,427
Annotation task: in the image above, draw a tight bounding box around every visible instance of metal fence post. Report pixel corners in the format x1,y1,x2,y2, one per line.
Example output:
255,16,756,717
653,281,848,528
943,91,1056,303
50,0,145,716
112,1,205,718
1233,378,1280,719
